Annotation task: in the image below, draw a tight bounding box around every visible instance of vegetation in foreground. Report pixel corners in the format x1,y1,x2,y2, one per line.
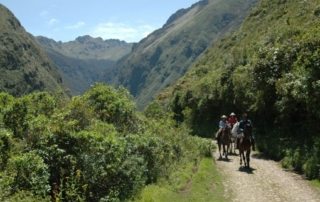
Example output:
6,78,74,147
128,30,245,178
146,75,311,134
0,84,211,201
134,157,226,202
310,180,320,190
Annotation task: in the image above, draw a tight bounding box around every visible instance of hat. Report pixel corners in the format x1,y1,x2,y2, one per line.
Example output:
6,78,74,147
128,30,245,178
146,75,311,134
230,112,236,116
221,115,227,119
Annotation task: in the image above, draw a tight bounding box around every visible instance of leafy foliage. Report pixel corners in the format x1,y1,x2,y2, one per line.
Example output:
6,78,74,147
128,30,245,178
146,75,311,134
0,84,210,201
4,152,50,197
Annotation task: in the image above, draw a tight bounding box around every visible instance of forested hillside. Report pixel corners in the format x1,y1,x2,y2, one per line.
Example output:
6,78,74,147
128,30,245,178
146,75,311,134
108,0,257,108
37,36,132,95
164,0,320,179
0,5,65,96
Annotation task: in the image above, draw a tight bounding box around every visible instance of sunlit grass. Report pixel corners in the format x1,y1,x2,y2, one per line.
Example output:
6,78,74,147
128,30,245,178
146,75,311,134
134,157,226,202
310,179,320,190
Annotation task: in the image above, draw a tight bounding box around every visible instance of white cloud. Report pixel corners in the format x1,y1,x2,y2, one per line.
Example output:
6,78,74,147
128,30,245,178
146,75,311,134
65,21,86,29
140,25,156,38
91,22,155,42
48,18,59,26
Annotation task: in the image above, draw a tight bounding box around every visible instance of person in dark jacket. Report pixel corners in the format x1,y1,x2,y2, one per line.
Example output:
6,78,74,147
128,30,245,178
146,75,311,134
238,113,255,151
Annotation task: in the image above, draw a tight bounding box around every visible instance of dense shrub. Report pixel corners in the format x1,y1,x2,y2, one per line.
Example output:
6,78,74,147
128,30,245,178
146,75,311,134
0,129,11,170
3,152,50,197
0,84,210,201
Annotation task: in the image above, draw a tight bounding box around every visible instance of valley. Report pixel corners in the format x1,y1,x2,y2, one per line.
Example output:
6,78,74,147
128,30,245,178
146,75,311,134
0,0,320,201
109,0,258,108
37,35,132,95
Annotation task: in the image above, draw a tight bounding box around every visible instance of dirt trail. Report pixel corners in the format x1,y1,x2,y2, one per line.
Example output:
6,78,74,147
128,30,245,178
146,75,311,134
214,142,320,202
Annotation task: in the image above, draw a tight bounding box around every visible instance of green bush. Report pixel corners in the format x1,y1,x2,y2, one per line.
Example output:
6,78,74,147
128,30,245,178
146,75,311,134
0,84,211,201
3,190,50,202
303,156,318,179
4,152,50,197
0,129,11,170
303,139,320,179
83,83,137,132
0,92,14,117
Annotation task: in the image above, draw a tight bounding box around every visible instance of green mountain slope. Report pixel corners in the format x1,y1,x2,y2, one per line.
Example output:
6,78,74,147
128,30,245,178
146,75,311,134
165,0,320,179
107,0,257,108
37,36,133,95
0,4,65,96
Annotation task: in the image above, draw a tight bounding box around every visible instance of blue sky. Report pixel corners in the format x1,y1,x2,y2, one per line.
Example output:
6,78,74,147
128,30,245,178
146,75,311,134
0,0,199,42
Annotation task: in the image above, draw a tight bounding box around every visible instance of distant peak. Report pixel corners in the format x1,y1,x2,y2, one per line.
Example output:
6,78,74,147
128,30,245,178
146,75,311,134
75,35,94,43
164,0,209,27
36,36,56,43
193,0,209,7
74,35,130,45
0,4,11,13
0,4,22,30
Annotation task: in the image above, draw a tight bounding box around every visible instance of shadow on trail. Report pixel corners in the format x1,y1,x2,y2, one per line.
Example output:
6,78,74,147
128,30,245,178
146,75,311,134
238,166,256,174
251,152,271,160
217,157,232,162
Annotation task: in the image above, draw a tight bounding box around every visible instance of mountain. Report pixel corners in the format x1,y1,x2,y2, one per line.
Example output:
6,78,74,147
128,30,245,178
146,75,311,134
164,0,320,179
107,0,258,108
0,4,65,96
164,0,320,135
37,36,133,95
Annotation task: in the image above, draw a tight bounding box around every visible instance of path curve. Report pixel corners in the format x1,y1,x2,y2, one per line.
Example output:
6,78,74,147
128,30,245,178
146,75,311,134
214,142,320,202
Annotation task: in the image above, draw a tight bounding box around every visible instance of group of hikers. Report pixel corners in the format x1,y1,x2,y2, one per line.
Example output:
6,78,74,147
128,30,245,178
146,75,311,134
216,112,255,151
